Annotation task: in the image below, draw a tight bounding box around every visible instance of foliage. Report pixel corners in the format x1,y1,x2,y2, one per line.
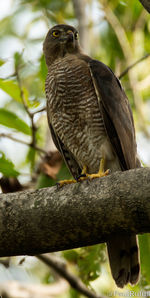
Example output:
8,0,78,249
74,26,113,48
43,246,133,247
0,108,31,135
0,151,19,177
0,0,150,297
64,244,106,285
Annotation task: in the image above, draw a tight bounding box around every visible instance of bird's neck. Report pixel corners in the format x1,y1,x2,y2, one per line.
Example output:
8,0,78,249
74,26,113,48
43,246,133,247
44,45,82,67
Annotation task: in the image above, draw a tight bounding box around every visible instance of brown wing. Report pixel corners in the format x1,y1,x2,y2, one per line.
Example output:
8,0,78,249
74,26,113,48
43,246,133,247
89,59,138,170
49,122,82,179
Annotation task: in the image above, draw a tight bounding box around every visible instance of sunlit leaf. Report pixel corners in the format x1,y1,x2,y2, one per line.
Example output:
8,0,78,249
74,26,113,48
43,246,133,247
0,78,28,103
139,234,150,282
0,59,5,66
39,55,47,81
14,52,23,69
0,108,31,135
69,288,80,298
77,245,106,284
26,147,36,170
63,250,79,263
0,152,19,177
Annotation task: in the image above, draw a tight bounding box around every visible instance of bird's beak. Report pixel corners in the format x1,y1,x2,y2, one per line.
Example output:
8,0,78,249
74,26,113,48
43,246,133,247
60,31,74,43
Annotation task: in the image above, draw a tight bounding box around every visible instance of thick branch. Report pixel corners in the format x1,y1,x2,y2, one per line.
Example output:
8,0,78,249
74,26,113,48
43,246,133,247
0,167,149,257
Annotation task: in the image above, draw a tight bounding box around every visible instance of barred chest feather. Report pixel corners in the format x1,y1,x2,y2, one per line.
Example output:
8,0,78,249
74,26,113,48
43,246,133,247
46,54,115,172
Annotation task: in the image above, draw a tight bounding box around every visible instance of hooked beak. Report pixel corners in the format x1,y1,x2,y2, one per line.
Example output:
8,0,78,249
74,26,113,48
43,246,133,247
60,31,74,43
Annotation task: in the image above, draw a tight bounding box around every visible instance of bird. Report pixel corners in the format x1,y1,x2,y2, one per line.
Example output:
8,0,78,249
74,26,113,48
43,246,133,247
43,24,140,288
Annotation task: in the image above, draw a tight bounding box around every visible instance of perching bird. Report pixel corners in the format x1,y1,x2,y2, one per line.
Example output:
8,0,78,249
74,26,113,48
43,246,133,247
43,24,140,288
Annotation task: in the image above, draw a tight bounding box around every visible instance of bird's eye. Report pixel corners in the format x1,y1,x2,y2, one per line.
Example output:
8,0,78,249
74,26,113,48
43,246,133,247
67,30,73,34
74,32,78,40
52,31,59,37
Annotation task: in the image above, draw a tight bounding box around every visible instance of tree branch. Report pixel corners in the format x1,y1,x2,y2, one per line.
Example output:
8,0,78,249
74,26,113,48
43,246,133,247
16,68,39,149
0,167,149,257
119,53,150,79
32,106,46,114
0,133,47,154
37,254,103,298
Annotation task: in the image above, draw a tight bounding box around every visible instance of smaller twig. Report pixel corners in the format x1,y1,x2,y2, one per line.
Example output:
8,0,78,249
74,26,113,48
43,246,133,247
0,133,47,154
37,254,105,298
32,107,46,115
16,70,37,149
119,53,150,79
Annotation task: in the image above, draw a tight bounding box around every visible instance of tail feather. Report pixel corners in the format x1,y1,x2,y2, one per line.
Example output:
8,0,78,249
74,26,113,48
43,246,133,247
107,234,140,288
129,236,140,285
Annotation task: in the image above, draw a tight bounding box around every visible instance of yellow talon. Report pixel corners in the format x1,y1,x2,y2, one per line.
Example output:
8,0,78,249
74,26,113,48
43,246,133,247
57,179,77,188
81,158,110,180
81,165,87,175
57,159,110,187
87,158,110,179
87,169,110,180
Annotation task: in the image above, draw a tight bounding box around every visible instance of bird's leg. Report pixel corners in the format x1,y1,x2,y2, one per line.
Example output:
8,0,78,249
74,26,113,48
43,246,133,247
57,160,110,187
76,165,87,179
81,165,87,175
86,158,110,179
77,160,110,181
57,166,88,187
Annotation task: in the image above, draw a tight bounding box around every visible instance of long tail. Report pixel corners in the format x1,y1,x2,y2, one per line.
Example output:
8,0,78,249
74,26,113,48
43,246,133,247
107,234,140,288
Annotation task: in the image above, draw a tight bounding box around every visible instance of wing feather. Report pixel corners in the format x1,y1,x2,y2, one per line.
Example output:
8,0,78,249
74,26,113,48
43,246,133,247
49,122,82,179
89,59,138,170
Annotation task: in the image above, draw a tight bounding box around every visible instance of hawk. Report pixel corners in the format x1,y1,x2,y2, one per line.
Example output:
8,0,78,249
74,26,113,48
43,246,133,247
43,24,140,288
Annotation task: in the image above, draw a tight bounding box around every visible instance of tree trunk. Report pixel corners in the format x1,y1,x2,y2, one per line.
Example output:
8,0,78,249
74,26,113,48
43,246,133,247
72,0,90,53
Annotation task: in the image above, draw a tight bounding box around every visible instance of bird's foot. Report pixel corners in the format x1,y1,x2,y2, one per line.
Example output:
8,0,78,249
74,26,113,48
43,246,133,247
57,159,110,187
57,179,77,188
78,159,110,181
86,169,110,180
57,166,87,188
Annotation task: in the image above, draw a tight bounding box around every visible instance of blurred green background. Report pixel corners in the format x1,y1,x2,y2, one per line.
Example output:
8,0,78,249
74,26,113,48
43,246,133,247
0,0,150,297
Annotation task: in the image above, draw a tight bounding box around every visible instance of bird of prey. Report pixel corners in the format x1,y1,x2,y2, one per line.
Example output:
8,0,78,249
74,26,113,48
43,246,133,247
43,24,140,288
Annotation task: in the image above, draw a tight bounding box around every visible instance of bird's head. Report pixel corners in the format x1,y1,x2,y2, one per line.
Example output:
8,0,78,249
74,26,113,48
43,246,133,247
43,24,80,66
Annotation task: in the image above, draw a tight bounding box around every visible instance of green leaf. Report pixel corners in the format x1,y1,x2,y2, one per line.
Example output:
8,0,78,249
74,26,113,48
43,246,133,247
0,108,31,135
0,152,19,177
26,147,36,170
14,52,23,70
37,173,56,189
63,250,79,263
0,78,28,103
139,234,150,282
39,55,47,81
77,245,105,284
0,59,5,66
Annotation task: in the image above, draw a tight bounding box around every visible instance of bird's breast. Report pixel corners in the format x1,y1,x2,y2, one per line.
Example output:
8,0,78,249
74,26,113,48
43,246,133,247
46,55,110,172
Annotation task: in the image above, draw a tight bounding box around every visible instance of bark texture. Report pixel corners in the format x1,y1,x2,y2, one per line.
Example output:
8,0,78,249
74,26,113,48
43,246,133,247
0,167,150,257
